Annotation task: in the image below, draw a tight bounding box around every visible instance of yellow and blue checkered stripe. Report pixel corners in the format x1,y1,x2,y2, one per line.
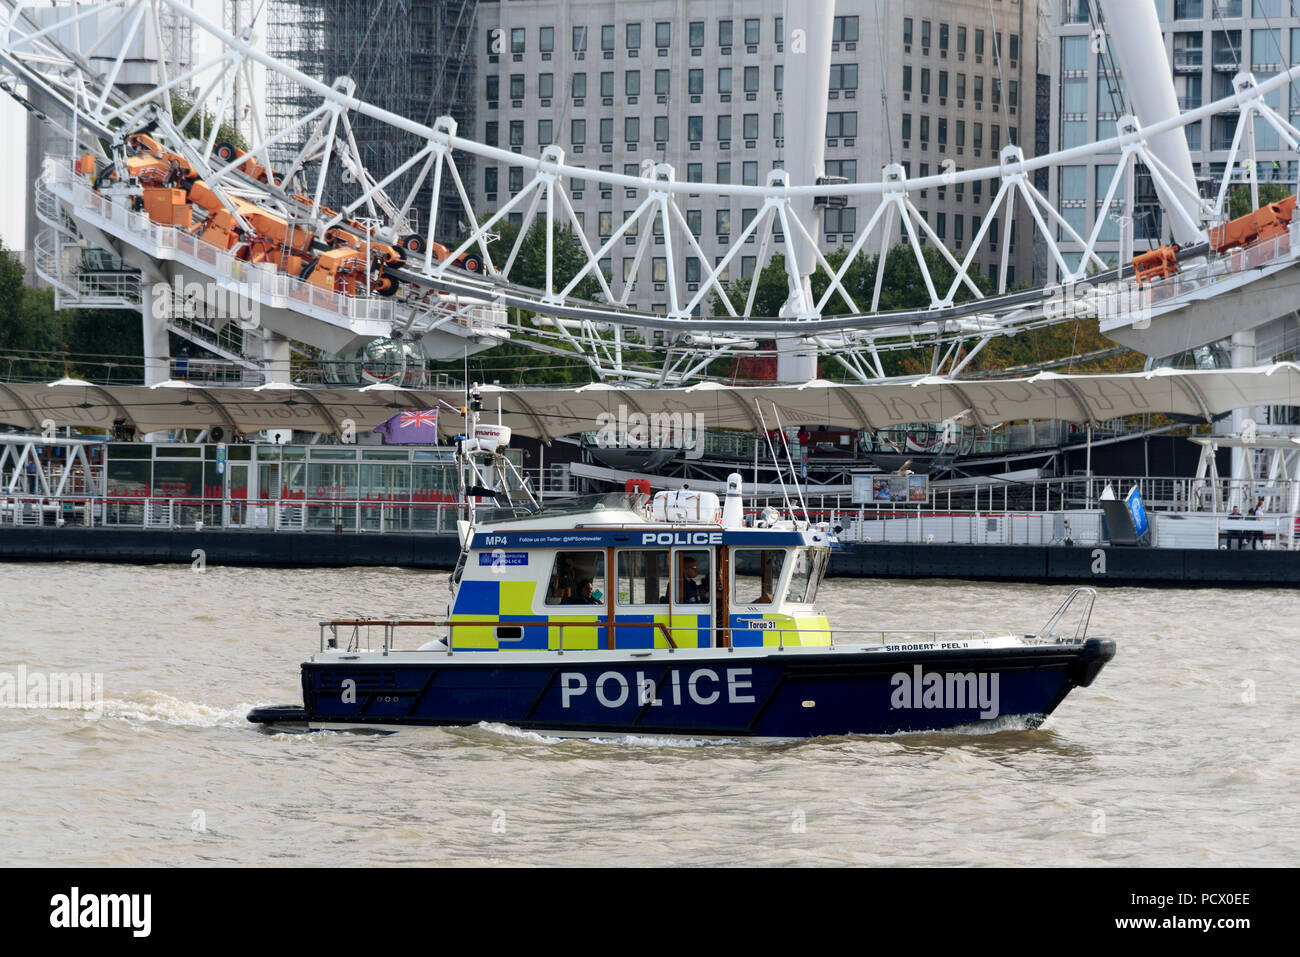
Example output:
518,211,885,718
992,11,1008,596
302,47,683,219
450,580,712,650
728,613,832,647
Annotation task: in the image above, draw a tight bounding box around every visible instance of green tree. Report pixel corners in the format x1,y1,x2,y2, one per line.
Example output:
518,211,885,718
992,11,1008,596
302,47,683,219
1228,182,1291,220
425,220,612,385
169,94,249,153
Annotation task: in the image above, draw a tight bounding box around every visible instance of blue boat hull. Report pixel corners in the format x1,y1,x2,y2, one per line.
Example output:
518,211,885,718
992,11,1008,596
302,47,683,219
252,639,1115,738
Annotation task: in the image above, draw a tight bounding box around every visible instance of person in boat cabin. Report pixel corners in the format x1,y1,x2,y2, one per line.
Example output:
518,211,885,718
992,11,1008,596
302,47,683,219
565,579,601,605
678,555,706,604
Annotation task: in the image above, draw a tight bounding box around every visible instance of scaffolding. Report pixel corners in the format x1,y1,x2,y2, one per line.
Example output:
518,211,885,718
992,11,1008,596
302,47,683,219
265,0,479,243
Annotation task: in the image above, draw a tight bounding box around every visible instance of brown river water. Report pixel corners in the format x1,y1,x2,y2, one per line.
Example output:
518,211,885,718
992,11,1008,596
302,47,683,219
1,561,1296,866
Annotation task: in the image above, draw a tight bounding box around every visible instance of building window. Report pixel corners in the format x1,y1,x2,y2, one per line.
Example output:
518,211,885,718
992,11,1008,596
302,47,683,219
540,26,554,53
484,120,498,146
509,120,524,146
825,207,857,234
688,115,703,141
903,65,912,94
600,118,613,144
743,161,758,185
601,71,614,97
654,115,669,142
484,166,497,194
718,67,732,94
571,119,586,145
689,69,703,95
573,26,588,53
718,114,732,141
627,22,641,50
689,21,704,48
743,113,758,139
510,27,525,54
833,16,859,44
902,113,912,141
826,112,858,139
940,23,949,53
656,69,670,96
509,74,524,99
904,18,913,46
825,159,856,180
720,20,733,47
625,117,640,143
685,257,701,283
486,75,498,101
687,163,702,182
716,209,731,236
626,70,640,97
508,166,523,192
830,63,859,91
539,73,554,99
717,161,731,183
601,24,614,52
745,18,760,45
744,65,759,93
537,119,553,145
656,22,671,49
687,209,702,236
572,73,587,98
598,211,612,237
776,17,783,45
921,20,931,49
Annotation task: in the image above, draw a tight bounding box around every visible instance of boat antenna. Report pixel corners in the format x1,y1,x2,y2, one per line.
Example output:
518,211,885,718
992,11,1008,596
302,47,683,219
754,400,796,521
770,404,811,525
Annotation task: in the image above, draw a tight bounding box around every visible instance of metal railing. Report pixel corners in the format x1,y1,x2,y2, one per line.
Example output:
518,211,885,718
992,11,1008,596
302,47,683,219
316,617,1019,657
1035,587,1095,643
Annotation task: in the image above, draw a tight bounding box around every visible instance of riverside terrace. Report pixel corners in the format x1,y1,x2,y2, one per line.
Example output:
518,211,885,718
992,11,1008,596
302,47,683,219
1,432,1298,586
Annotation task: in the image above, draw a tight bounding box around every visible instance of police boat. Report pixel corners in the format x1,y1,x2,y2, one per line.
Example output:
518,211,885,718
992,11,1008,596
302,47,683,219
248,397,1115,739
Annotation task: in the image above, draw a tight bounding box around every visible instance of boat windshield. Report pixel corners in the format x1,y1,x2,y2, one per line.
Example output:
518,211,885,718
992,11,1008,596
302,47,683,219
787,547,830,604
477,491,648,524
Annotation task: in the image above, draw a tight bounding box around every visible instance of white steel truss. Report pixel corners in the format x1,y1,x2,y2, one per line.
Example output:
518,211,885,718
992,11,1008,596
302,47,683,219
3,0,1300,386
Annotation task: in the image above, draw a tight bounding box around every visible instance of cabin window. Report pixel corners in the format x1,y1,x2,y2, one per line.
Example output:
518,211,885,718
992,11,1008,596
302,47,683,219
546,551,606,605
787,547,828,604
732,548,786,605
616,549,669,604
674,550,710,605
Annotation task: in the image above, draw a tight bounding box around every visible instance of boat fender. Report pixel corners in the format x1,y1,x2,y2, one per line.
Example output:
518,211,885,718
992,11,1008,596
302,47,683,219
1069,638,1117,688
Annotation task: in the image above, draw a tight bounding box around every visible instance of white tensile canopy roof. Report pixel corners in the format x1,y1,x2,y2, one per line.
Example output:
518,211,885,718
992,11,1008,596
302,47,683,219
1,365,1298,440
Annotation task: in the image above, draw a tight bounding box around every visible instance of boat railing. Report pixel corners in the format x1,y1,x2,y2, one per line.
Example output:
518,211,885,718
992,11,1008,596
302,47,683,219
316,619,1016,655
1033,587,1096,643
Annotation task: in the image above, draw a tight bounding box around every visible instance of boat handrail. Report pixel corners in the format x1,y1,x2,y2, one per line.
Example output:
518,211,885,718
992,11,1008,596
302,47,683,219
317,619,1039,656
1034,587,1097,642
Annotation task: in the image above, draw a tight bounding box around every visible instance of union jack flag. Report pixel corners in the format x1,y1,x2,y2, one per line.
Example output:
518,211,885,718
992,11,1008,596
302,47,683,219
373,408,439,444
399,410,438,429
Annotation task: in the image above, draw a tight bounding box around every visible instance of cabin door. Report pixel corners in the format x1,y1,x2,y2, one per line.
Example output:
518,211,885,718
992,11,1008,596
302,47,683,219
670,547,714,648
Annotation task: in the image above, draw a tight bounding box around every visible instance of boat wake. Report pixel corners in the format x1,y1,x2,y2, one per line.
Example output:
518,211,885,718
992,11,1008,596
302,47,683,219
473,721,753,748
4,690,255,729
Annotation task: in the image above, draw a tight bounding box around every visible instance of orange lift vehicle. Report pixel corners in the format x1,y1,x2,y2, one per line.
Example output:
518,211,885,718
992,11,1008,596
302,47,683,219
1132,194,1297,287
81,124,491,302
1208,195,1297,254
